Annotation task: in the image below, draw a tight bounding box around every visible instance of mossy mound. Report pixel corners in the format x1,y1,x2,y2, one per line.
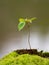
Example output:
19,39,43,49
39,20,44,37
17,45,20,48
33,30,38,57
0,51,49,65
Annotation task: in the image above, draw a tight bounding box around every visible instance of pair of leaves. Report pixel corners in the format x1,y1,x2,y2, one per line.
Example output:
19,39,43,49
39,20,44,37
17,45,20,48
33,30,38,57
18,17,37,31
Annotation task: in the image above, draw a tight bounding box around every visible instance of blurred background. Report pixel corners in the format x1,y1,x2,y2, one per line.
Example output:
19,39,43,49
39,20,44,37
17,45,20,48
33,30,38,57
0,0,49,58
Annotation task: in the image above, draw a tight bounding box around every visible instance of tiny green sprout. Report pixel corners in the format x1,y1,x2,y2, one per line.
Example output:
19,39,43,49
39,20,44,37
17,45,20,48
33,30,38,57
18,17,37,31
18,17,37,49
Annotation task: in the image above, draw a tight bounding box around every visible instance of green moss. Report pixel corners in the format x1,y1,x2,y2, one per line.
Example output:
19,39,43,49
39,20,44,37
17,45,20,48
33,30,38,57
0,51,19,59
42,52,49,57
0,51,19,65
0,51,49,65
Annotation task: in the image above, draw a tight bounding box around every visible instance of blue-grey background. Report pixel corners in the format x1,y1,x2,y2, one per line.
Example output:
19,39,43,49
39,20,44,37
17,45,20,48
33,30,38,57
0,0,49,58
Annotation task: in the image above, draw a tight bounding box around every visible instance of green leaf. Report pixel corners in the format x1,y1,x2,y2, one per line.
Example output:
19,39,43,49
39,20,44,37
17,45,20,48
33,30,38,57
31,17,37,21
18,22,26,31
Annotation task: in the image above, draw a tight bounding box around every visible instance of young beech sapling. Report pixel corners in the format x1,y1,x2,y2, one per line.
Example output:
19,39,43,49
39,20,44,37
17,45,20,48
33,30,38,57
18,17,37,49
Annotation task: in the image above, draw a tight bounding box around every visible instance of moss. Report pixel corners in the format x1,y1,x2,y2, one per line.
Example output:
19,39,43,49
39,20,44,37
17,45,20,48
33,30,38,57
42,52,49,57
0,51,19,65
1,51,19,59
0,51,49,65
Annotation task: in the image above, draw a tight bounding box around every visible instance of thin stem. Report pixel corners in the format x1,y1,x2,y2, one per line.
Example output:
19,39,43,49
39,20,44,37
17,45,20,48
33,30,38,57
28,24,31,49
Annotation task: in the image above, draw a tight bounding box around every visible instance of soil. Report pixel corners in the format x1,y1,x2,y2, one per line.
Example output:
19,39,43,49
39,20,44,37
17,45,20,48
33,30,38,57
14,49,49,58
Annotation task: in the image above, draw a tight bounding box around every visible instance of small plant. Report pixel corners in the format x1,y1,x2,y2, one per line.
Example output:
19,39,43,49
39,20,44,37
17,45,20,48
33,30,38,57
18,17,37,49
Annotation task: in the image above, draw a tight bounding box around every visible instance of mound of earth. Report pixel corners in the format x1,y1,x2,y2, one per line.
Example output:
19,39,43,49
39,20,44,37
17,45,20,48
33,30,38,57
0,50,49,65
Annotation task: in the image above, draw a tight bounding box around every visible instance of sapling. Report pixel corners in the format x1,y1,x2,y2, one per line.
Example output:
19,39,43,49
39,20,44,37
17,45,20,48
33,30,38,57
18,17,37,49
